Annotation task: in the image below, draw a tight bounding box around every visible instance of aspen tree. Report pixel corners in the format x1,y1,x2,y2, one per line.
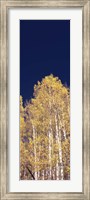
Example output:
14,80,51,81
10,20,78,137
20,75,70,180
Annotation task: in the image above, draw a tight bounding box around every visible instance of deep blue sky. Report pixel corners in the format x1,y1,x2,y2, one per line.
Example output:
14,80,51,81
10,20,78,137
20,20,70,102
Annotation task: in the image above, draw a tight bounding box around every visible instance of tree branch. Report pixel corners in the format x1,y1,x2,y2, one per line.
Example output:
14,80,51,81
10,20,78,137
27,166,35,180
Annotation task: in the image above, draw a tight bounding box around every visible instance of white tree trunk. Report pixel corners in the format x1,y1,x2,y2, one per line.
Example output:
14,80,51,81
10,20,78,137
48,94,52,179
32,124,38,180
48,121,52,179
46,168,49,180
52,167,56,180
58,117,64,180
55,113,60,180
63,129,66,140
56,161,60,180
42,170,45,180
55,113,64,180
37,168,40,179
60,165,64,180
37,150,40,180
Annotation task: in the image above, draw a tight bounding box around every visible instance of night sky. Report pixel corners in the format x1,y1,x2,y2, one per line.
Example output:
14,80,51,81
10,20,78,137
20,20,70,103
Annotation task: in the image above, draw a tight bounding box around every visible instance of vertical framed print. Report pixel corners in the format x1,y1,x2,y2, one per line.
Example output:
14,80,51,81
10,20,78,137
0,0,90,200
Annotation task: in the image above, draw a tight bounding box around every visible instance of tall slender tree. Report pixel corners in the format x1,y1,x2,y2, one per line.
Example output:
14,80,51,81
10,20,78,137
20,74,70,180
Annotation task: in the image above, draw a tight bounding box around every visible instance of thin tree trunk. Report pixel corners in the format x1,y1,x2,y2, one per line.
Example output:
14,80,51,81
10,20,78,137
55,113,60,180
37,145,40,179
48,93,52,179
56,161,60,180
37,166,40,179
48,123,52,179
52,167,56,180
42,169,45,180
58,115,64,180
32,124,38,180
55,112,64,180
46,168,49,180
63,129,66,140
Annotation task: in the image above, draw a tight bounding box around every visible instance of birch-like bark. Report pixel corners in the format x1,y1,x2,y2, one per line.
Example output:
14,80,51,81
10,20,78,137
48,119,52,179
37,169,40,179
38,143,41,179
37,148,40,179
55,113,60,180
42,170,45,180
48,91,52,179
46,168,49,180
63,129,66,140
58,116,64,180
55,112,64,180
52,167,56,180
32,124,38,180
